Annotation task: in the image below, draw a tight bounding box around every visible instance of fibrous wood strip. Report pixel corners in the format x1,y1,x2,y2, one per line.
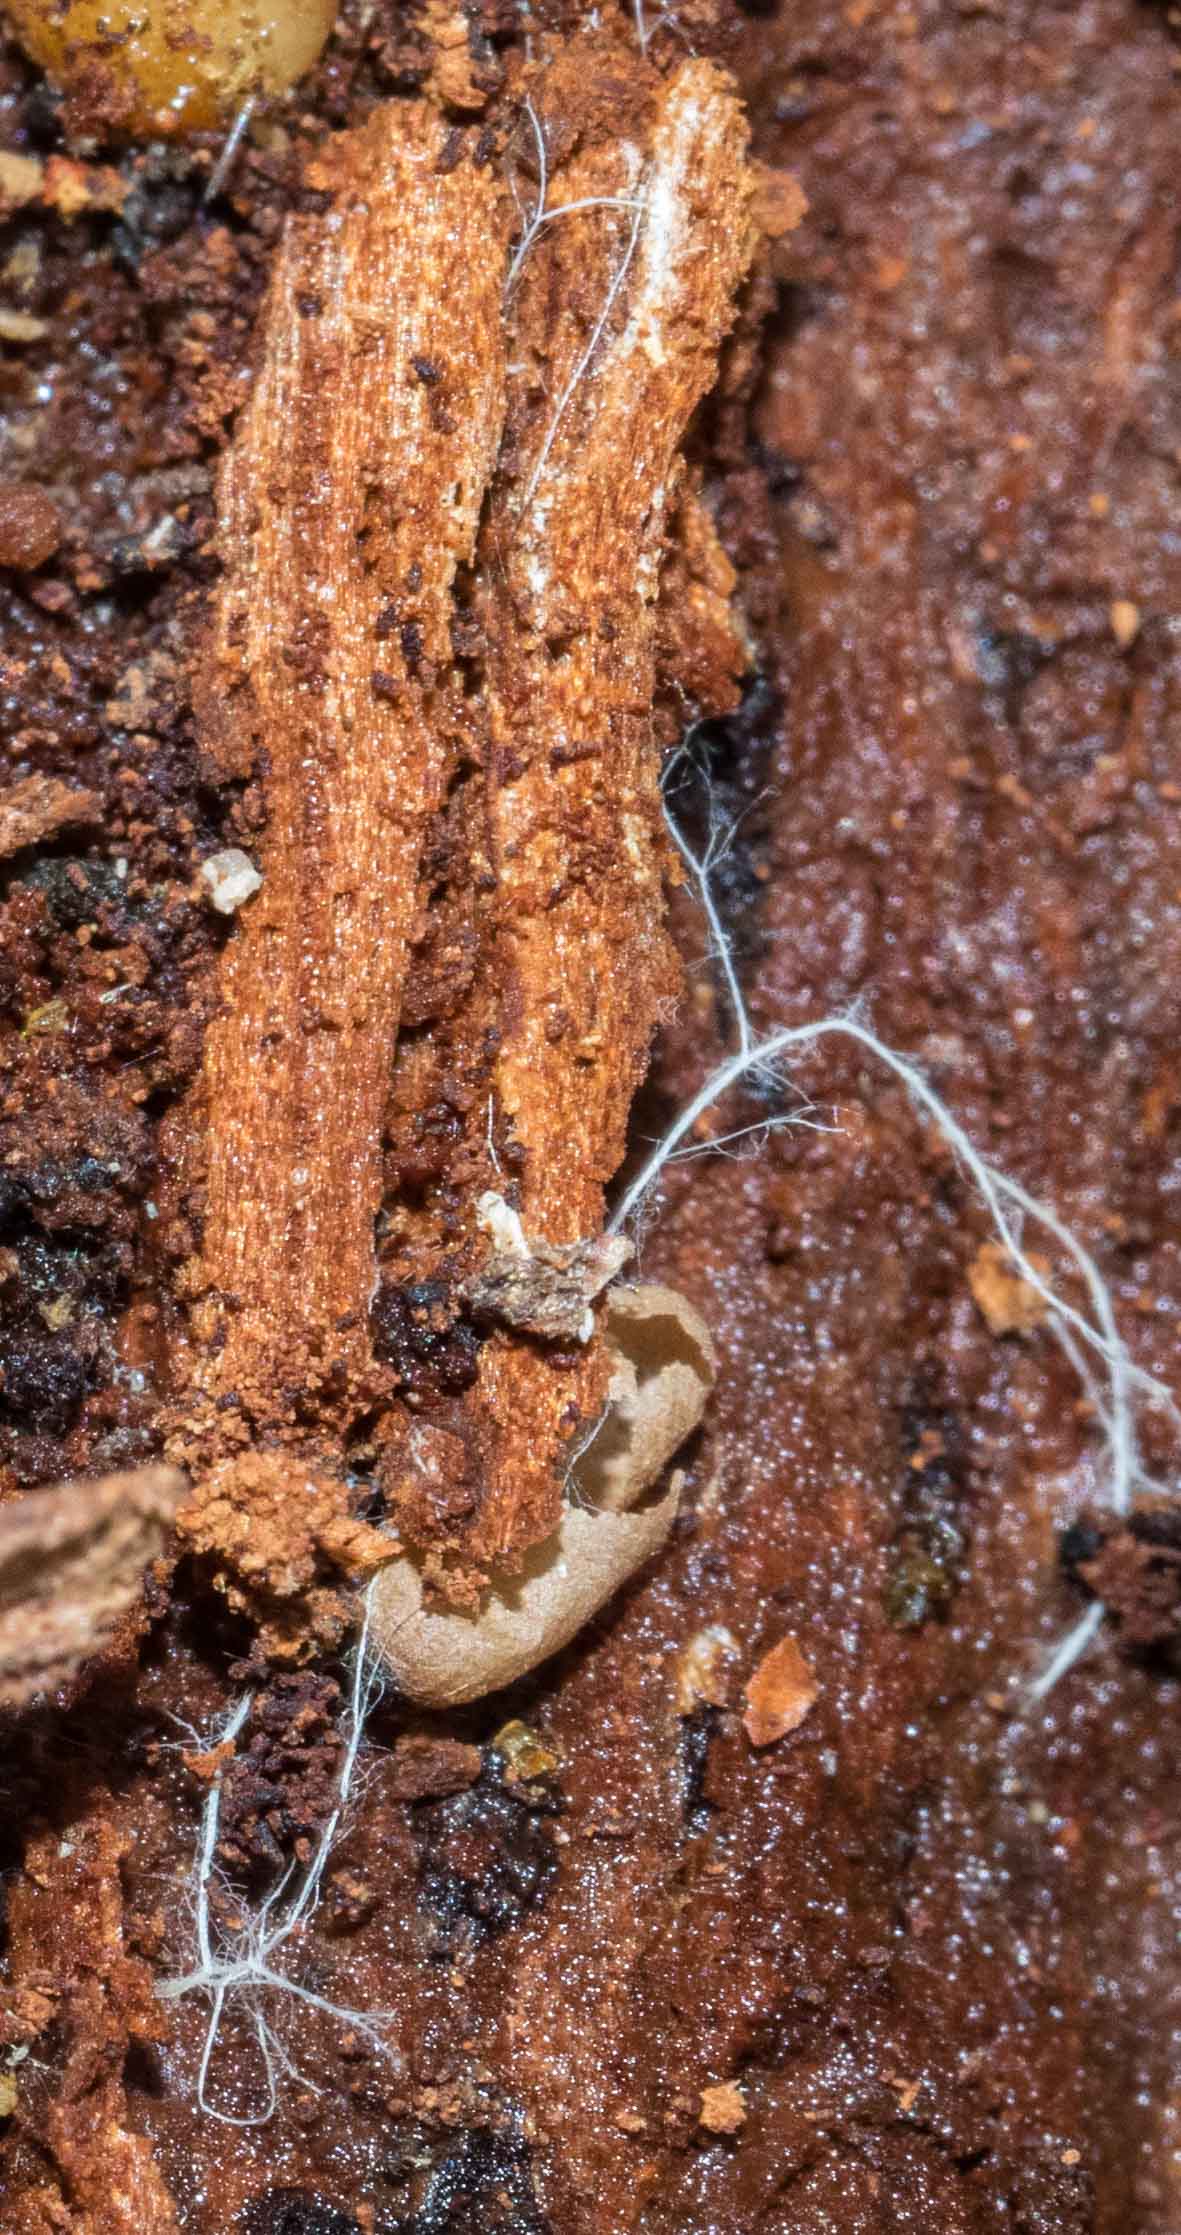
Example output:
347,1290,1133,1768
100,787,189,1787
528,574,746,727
483,59,757,1239
430,60,757,1574
179,105,508,1433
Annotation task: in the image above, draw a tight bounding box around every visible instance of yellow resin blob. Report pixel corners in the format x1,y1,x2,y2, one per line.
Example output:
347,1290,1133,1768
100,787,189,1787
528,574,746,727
4,1,336,133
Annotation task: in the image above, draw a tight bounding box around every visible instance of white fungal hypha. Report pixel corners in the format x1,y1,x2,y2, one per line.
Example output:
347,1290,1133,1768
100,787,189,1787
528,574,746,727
617,762,1181,1702
157,1592,388,2125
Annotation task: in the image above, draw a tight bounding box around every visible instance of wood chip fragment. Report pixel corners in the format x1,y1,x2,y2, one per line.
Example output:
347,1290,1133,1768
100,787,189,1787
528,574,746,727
177,98,508,1427
742,1633,819,1748
3,1813,179,2230
752,161,808,239
0,1466,184,1708
0,307,48,343
166,102,510,1638
0,149,127,217
967,1239,1049,1337
386,1733,482,1801
0,774,99,861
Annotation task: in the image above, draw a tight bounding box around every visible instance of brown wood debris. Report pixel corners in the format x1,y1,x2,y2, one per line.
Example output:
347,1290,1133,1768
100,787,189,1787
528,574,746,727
165,40,765,1647
0,1466,183,1709
175,96,508,1434
3,1815,179,2233
380,47,758,1586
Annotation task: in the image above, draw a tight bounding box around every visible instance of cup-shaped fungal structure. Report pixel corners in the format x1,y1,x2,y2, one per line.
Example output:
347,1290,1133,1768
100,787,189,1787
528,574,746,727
371,1286,717,1706
3,0,337,134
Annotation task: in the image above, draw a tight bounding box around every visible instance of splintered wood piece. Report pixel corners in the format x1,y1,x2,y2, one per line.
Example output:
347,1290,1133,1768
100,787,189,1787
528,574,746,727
483,59,758,1241
0,1465,183,1707
182,102,508,1431
411,58,756,1575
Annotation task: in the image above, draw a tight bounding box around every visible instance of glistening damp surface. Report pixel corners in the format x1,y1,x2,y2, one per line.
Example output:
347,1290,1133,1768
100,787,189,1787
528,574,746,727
3,0,1181,2229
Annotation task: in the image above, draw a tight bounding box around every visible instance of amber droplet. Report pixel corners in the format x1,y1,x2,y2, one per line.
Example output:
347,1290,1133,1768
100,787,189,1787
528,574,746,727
4,1,337,135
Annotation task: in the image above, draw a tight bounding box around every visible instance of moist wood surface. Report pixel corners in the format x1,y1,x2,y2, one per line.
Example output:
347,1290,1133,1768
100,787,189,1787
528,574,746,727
3,1,1181,2230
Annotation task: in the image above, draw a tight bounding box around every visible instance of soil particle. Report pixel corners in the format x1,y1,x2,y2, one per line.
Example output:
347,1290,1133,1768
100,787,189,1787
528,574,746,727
415,1753,561,1945
239,2194,362,2235
211,1671,346,1884
0,484,61,570
1062,1508,1181,1654
371,1278,482,1402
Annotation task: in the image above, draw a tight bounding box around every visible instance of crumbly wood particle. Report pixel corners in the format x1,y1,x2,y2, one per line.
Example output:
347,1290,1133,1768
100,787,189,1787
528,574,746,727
698,2081,747,2134
967,1239,1050,1337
